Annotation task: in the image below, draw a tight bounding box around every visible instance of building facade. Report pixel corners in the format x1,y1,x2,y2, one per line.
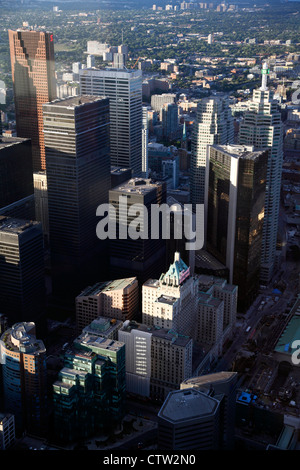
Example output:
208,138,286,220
80,68,142,175
142,252,198,340
75,277,139,332
8,29,56,171
43,96,111,298
205,144,268,311
0,216,45,329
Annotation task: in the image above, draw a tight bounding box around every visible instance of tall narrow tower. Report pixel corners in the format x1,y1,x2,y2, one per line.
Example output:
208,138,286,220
80,67,142,175
238,63,283,284
43,96,111,298
8,29,56,171
190,95,234,209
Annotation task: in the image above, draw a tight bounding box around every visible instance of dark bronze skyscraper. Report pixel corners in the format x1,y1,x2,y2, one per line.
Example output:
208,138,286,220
8,29,56,171
205,144,268,311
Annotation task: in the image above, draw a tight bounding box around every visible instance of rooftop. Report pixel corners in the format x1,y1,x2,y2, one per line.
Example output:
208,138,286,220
158,388,219,423
77,277,137,298
111,177,163,195
212,144,267,160
44,95,106,108
0,216,39,234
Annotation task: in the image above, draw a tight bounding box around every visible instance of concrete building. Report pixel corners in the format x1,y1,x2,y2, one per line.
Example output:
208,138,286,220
191,95,234,208
80,68,142,175
238,63,284,284
205,144,268,311
151,93,177,114
43,96,111,298
0,216,45,329
118,320,152,397
0,322,47,436
142,252,198,340
197,274,237,339
119,319,193,401
75,277,139,332
158,388,221,449
8,29,56,171
196,292,224,353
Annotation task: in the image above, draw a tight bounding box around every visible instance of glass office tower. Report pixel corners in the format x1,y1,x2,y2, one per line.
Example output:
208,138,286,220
43,96,111,298
8,29,56,171
205,144,268,311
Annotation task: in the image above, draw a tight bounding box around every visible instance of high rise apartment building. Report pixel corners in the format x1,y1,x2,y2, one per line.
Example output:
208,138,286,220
8,29,56,171
75,277,139,332
0,322,47,435
238,63,284,284
191,95,234,208
43,96,111,297
109,178,167,285
0,216,45,329
205,144,268,311
142,252,198,339
80,68,142,175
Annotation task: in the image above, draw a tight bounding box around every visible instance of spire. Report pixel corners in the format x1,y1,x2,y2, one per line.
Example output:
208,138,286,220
260,62,269,91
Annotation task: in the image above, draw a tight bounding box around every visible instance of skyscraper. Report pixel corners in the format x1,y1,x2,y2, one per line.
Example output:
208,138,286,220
0,322,47,436
238,63,284,284
0,136,33,210
109,177,167,286
0,216,45,329
8,29,56,171
43,96,111,298
205,144,268,311
191,95,234,208
80,68,142,175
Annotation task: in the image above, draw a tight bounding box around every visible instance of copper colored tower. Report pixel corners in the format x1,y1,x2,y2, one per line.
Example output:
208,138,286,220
8,29,56,171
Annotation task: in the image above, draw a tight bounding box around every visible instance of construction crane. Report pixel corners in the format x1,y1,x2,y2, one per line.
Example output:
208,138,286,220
131,57,140,69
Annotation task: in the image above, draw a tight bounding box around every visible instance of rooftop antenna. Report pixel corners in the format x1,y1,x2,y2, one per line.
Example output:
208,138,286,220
260,62,269,91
